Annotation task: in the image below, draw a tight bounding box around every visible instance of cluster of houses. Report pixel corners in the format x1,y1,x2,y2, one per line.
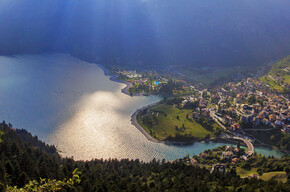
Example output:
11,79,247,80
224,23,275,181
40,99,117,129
117,70,143,79
184,77,290,134
187,145,251,175
210,163,258,178
116,70,169,94
200,145,248,164
253,97,290,132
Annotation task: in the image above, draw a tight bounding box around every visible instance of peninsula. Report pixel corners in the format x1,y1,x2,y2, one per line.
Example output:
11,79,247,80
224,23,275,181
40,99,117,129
111,56,290,155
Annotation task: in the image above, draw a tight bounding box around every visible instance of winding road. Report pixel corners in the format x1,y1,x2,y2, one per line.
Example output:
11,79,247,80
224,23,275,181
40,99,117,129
210,111,255,156
233,137,254,156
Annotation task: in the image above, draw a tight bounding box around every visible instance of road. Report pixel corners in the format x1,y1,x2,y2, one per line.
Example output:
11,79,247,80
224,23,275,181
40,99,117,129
233,137,254,156
235,109,254,118
210,111,255,156
210,112,227,131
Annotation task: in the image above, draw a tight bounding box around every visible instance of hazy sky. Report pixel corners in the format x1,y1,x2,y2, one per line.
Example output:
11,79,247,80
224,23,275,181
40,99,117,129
0,0,289,67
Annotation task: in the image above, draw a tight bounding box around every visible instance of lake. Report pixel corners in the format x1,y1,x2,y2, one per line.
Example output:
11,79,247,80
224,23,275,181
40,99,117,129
0,54,286,161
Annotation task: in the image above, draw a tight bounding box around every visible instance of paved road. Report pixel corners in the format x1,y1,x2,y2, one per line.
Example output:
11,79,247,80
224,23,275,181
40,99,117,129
210,112,227,131
233,137,254,156
210,111,254,156
235,109,254,118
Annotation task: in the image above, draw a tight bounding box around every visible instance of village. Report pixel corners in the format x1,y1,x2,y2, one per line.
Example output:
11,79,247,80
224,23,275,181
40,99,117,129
186,77,290,135
115,69,290,153
177,144,288,181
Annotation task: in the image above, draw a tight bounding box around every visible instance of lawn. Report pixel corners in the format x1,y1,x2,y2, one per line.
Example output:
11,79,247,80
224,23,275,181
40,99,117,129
236,168,287,183
260,76,284,92
283,74,290,84
207,104,217,109
236,167,258,178
260,171,287,183
137,104,215,141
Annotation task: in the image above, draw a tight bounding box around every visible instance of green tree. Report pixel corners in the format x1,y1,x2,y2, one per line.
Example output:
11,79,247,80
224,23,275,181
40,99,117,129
7,169,81,192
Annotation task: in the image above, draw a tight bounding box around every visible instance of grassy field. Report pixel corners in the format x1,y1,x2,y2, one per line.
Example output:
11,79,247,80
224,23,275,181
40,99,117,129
260,55,290,93
260,76,284,92
236,167,258,178
260,171,287,183
207,104,217,109
137,104,216,141
284,74,290,84
236,167,287,183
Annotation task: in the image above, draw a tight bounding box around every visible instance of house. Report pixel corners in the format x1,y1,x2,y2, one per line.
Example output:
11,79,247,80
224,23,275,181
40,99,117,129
224,115,234,125
211,164,226,174
231,158,240,165
262,118,269,125
222,151,234,160
248,174,259,179
241,155,248,161
230,123,241,131
226,146,234,151
200,152,209,159
202,109,210,118
269,114,276,122
229,107,236,114
258,111,268,119
200,99,207,106
190,158,199,166
233,148,239,154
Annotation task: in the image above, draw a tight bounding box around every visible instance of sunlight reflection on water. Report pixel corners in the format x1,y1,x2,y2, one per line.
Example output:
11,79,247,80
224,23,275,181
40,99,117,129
0,54,286,161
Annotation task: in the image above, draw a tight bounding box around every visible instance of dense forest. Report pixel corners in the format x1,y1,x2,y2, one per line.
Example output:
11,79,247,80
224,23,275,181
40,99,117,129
0,121,290,191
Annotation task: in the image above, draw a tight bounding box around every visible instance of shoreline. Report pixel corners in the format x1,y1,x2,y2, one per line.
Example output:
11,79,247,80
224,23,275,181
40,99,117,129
130,102,162,143
96,63,172,144
95,63,289,153
130,101,216,145
96,64,133,96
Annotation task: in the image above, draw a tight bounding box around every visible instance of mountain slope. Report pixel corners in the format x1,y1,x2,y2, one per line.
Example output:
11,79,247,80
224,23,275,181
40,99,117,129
1,121,290,191
260,55,290,93
269,55,290,83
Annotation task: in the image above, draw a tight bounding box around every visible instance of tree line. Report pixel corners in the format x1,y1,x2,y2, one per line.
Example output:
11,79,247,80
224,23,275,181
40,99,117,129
0,121,290,191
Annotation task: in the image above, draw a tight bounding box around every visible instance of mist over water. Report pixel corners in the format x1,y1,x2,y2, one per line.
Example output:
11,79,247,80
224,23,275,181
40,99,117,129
0,54,285,161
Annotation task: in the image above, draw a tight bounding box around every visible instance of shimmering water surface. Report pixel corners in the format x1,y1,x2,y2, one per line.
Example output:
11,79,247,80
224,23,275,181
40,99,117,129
0,54,286,161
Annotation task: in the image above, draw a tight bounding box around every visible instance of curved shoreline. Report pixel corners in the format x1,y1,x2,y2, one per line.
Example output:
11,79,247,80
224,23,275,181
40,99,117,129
96,64,168,143
130,102,212,145
95,64,289,153
96,64,133,96
96,63,165,143
131,102,162,143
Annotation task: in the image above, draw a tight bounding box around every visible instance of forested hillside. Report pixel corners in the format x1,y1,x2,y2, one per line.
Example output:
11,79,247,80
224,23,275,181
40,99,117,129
0,121,290,191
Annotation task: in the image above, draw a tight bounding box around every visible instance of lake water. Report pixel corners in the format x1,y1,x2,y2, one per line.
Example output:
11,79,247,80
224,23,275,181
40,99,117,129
0,54,286,161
